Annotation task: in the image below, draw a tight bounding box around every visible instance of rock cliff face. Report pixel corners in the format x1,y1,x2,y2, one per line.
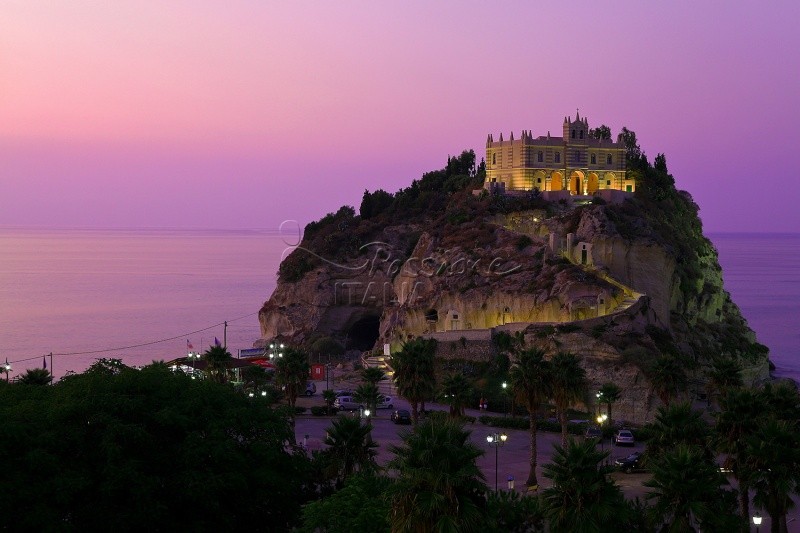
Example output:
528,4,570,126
258,159,770,423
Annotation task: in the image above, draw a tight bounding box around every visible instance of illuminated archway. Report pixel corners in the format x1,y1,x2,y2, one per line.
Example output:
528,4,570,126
549,171,563,191
587,172,599,194
569,171,585,195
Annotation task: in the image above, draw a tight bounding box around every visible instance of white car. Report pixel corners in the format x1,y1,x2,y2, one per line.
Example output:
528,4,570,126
333,396,363,411
377,396,394,409
613,429,635,446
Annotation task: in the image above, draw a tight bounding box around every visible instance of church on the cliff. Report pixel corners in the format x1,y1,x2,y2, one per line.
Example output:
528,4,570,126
485,113,636,195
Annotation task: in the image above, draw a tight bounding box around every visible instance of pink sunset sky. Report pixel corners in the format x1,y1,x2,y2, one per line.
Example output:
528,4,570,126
1,1,797,233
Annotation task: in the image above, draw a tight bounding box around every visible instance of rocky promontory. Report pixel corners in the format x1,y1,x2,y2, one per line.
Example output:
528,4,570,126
258,150,770,422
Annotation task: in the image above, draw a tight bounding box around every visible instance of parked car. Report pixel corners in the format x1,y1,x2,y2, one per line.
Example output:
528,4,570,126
377,396,394,409
333,396,363,411
304,382,317,397
584,426,603,440
614,451,645,473
334,389,352,397
391,409,411,424
613,429,635,446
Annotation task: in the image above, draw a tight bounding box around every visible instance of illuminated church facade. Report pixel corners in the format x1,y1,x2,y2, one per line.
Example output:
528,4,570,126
485,113,635,195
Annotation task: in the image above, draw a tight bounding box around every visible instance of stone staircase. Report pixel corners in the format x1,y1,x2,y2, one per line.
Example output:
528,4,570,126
362,353,396,397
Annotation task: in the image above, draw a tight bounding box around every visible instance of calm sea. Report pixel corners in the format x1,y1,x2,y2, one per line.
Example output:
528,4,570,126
0,229,797,381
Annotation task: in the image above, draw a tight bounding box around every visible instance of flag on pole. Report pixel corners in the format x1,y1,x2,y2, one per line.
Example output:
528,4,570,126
187,339,194,350
214,337,221,347
43,355,47,369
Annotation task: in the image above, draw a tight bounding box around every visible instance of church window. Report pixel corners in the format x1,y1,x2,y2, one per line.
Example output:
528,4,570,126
606,180,611,185
571,129,576,139
580,130,584,139
537,151,543,162
607,154,613,165
555,152,561,163
537,177,542,184
591,154,596,164
492,153,496,165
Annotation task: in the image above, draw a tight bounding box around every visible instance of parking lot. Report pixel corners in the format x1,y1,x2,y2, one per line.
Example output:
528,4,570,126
295,383,649,498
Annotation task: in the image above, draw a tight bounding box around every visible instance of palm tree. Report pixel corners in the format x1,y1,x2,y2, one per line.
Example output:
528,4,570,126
389,338,437,425
715,388,766,531
361,366,386,385
645,444,737,532
353,382,383,414
745,419,800,533
550,351,588,447
388,417,487,533
649,355,687,406
274,348,310,409
440,373,472,418
509,347,552,489
706,358,743,405
323,416,378,486
646,402,711,460
541,437,629,531
203,345,232,383
597,382,622,422
17,368,52,385
322,389,337,415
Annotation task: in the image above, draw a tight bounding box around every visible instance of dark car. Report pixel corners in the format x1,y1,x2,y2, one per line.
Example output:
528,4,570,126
584,426,603,440
391,409,411,425
614,451,645,474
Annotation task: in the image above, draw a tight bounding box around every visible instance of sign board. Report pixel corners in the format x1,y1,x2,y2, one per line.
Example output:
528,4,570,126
383,343,390,356
239,348,267,359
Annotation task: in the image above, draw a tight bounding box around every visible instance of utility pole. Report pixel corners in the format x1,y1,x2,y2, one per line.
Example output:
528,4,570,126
224,321,228,349
49,352,53,381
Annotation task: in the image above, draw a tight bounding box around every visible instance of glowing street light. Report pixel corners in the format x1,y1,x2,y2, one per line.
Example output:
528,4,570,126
486,432,508,491
3,359,11,382
269,343,285,359
753,514,762,532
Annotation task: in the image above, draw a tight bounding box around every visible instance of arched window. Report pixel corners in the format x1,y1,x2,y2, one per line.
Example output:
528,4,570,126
537,151,543,163
555,152,561,163
571,129,576,139
579,130,584,139
492,153,496,165
591,154,596,164
607,154,612,165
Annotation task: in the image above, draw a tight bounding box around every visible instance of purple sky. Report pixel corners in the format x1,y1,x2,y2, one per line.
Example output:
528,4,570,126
1,1,798,233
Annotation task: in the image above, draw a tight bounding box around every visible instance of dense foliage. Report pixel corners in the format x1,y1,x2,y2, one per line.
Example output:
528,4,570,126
0,362,305,531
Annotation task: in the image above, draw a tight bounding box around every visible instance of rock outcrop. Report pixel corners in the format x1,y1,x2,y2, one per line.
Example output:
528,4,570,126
258,156,770,423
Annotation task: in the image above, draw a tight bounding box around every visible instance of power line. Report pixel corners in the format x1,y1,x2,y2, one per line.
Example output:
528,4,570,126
7,311,259,364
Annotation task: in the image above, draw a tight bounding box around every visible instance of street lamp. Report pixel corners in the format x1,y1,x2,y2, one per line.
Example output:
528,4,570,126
269,343,285,359
502,381,508,416
753,514,762,532
486,432,508,491
596,413,608,456
4,359,11,382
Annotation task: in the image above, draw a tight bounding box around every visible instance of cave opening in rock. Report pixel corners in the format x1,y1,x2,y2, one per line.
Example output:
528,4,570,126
345,314,381,352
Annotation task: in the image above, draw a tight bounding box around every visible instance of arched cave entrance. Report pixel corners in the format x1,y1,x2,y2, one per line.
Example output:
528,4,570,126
345,313,381,352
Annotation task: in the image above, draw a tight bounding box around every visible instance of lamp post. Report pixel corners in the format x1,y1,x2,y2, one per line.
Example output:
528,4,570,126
4,359,10,382
596,413,608,456
502,381,508,417
269,343,285,360
752,514,762,533
486,432,508,491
